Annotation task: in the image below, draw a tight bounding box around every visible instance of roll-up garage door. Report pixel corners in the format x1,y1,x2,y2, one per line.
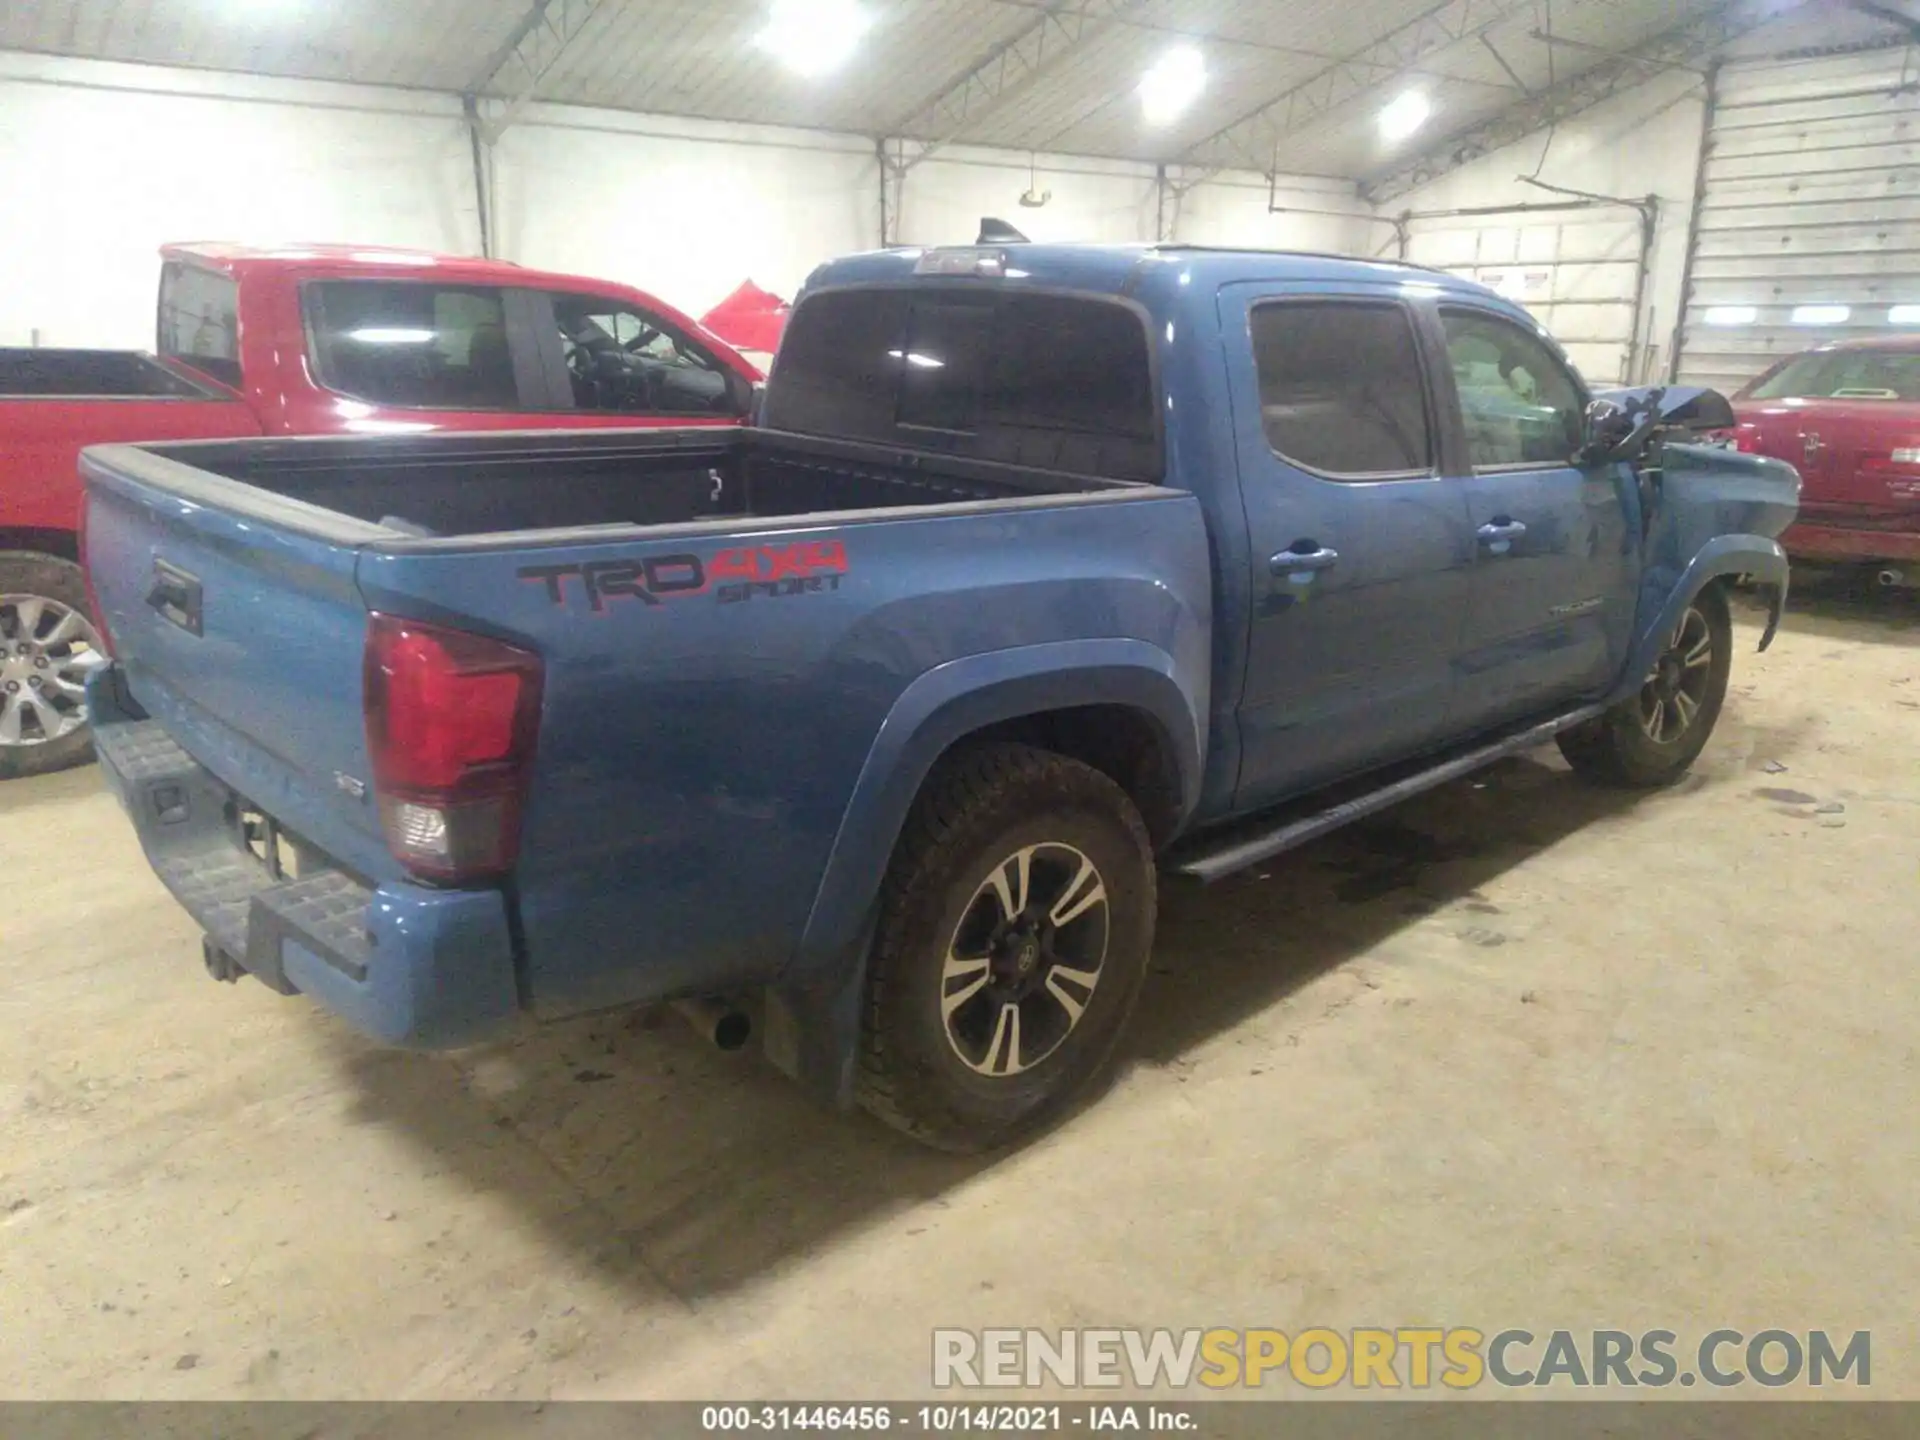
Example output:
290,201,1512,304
1677,48,1920,392
1402,205,1650,385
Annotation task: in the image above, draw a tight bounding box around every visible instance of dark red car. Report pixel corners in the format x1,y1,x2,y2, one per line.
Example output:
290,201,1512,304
1730,337,1920,580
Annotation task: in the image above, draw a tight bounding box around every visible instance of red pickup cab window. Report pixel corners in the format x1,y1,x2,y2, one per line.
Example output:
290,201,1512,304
157,261,242,391
304,281,519,410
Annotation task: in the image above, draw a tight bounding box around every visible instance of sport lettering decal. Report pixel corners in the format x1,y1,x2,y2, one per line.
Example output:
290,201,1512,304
519,539,848,612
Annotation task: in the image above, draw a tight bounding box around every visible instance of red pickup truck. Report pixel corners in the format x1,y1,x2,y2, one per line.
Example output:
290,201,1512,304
0,243,758,777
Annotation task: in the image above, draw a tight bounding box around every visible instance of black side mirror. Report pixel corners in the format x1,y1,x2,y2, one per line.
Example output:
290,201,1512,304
1580,384,1738,464
1579,397,1639,464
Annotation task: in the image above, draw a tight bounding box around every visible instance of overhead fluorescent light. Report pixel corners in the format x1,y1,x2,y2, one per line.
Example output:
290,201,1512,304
1378,91,1431,142
1703,305,1758,326
758,0,869,78
1889,305,1920,324
1791,304,1850,325
1139,46,1206,127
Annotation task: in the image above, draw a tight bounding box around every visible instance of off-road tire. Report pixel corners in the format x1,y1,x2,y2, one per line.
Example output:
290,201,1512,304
1558,582,1733,788
0,553,100,781
856,744,1156,1152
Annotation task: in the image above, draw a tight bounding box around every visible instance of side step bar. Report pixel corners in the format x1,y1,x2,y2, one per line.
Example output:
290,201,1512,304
1170,704,1606,884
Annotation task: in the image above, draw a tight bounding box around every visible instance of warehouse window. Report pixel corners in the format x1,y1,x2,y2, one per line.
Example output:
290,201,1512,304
765,286,1159,479
305,282,519,410
1250,300,1434,477
158,263,242,390
1440,308,1584,469
549,293,737,415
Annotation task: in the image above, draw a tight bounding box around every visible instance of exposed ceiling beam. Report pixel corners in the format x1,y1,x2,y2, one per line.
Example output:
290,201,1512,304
1361,1,1774,205
986,0,1523,92
1529,28,1711,74
1176,0,1549,175
882,0,1150,159
877,0,1150,242
468,0,606,143
1847,1,1920,43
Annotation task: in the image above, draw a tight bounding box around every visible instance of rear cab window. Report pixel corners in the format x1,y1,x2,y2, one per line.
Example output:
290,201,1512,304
766,287,1160,481
158,262,243,391
304,281,519,410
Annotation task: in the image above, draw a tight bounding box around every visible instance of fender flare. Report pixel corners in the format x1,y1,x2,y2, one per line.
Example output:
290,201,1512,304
792,636,1203,983
764,638,1202,1107
1606,534,1790,707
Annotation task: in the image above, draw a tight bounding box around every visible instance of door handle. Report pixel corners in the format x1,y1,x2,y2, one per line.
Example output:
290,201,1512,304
1477,519,1528,547
146,560,203,636
1271,546,1339,576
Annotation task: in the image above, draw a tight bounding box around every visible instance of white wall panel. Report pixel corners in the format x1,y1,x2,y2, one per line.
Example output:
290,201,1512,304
896,149,1157,250
1387,70,1705,387
1178,174,1378,257
0,50,1376,354
0,52,477,348
1401,208,1649,384
491,105,879,318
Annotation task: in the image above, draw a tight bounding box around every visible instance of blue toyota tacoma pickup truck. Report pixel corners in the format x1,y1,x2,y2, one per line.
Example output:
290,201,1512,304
80,243,1799,1150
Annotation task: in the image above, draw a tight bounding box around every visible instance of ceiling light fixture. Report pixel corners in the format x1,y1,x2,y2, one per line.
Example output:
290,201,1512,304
757,0,869,78
1378,90,1431,142
1139,46,1206,127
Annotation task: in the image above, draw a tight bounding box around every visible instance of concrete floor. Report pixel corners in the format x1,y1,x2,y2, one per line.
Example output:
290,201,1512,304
2,579,1916,1401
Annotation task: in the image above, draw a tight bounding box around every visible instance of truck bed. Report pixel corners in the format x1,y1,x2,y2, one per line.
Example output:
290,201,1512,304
80,424,1208,1037
0,348,214,399
116,426,1132,542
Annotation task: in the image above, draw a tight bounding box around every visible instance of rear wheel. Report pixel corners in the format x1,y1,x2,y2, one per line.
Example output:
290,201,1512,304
857,744,1156,1152
0,553,108,781
1558,583,1732,788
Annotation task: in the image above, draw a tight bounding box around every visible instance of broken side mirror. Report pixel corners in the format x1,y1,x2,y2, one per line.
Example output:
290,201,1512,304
1578,396,1639,464
1579,385,1737,464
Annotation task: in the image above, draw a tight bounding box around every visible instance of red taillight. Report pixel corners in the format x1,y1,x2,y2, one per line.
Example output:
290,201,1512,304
76,498,115,658
363,613,542,883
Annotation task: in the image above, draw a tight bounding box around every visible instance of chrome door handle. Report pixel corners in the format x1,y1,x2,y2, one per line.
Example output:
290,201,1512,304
1477,520,1528,547
1271,546,1339,575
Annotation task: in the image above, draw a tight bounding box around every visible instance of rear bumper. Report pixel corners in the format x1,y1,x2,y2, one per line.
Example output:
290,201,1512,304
91,668,521,1047
1782,520,1920,564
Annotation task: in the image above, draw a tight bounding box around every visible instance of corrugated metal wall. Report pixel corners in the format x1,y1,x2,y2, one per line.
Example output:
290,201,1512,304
1677,47,1920,392
1403,206,1650,384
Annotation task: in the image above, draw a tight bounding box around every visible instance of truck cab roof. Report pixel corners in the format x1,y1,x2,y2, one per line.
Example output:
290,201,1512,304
801,241,1501,307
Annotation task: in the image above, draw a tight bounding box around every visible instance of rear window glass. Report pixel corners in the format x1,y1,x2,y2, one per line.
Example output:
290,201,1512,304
1747,350,1920,401
765,286,1159,480
158,262,242,390
305,281,519,410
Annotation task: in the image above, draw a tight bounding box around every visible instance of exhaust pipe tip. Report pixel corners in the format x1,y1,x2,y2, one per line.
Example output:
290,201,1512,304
671,997,752,1052
1877,568,1907,588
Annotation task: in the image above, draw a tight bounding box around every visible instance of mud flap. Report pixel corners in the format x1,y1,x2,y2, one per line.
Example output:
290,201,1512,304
763,911,878,1111
1756,575,1788,652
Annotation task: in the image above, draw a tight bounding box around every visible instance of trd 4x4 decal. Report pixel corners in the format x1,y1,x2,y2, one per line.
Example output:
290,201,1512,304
520,539,848,612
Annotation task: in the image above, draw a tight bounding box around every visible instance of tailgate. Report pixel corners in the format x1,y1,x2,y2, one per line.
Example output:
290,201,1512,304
81,445,393,880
